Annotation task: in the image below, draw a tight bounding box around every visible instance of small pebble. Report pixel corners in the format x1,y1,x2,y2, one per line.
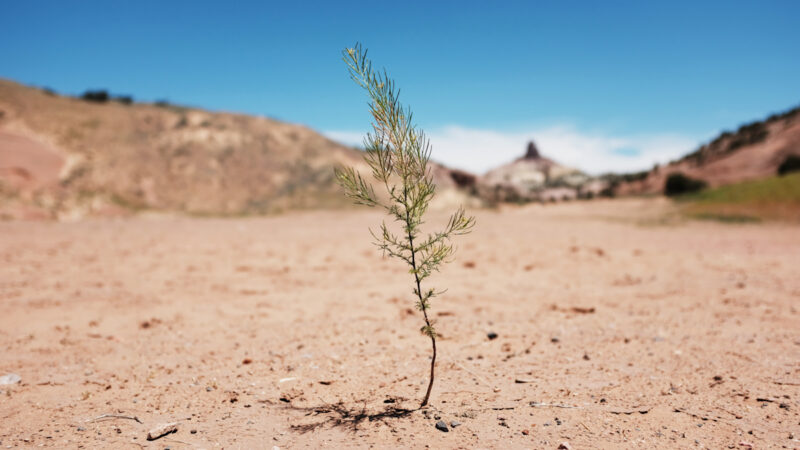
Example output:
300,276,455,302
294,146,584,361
435,420,449,432
487,332,498,340
450,421,461,428
551,337,560,343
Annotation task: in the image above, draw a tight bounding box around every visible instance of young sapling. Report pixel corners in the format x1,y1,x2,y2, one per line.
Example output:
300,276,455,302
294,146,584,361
335,44,475,407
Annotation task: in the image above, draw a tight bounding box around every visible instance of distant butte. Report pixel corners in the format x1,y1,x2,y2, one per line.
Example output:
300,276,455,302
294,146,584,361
524,140,541,159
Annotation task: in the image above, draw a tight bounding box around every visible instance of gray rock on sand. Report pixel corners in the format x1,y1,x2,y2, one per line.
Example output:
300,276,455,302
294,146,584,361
0,374,21,385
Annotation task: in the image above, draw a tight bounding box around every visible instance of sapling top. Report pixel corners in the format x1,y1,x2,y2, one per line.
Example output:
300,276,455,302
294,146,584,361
335,44,475,407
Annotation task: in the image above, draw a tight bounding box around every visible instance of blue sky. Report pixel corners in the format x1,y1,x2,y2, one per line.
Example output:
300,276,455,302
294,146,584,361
2,0,798,174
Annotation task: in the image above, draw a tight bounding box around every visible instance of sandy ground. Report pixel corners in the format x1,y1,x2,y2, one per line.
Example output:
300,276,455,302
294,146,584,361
1,199,799,449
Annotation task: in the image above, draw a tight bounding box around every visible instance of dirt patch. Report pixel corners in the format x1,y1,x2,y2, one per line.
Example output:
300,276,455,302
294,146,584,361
0,131,64,190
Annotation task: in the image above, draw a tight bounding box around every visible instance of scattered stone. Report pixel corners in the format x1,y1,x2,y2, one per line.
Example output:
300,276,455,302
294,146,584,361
450,421,461,428
190,429,197,434
583,353,590,361
555,417,562,425
487,332,498,340
521,429,529,435
738,441,753,449
76,427,86,432
206,386,213,392
139,318,162,329
515,378,535,384
242,358,252,365
551,337,560,343
146,422,178,441
0,374,21,385
434,414,441,420
558,442,572,450
779,402,790,410
435,420,449,432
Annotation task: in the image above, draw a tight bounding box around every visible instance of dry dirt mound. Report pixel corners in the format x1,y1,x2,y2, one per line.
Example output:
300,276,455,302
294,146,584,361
0,79,471,219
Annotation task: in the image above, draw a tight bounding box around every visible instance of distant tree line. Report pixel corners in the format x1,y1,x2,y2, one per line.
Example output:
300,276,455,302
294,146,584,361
79,89,135,105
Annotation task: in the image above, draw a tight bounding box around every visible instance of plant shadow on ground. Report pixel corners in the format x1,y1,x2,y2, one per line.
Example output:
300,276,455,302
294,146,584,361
284,399,417,433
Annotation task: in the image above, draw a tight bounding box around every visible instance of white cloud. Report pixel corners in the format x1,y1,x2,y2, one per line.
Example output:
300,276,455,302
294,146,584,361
325,125,704,175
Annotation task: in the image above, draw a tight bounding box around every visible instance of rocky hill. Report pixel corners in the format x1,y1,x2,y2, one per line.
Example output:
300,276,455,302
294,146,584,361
476,141,596,203
0,79,468,219
614,105,800,195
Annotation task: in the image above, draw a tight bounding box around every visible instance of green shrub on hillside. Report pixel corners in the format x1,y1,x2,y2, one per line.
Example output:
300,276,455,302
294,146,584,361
81,90,110,103
777,155,800,176
664,173,707,196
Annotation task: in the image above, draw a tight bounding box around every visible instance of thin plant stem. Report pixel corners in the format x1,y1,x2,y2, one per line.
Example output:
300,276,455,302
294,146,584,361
407,207,436,407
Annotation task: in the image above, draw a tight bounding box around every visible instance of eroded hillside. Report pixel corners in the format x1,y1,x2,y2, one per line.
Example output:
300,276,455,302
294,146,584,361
615,106,800,195
0,80,468,219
